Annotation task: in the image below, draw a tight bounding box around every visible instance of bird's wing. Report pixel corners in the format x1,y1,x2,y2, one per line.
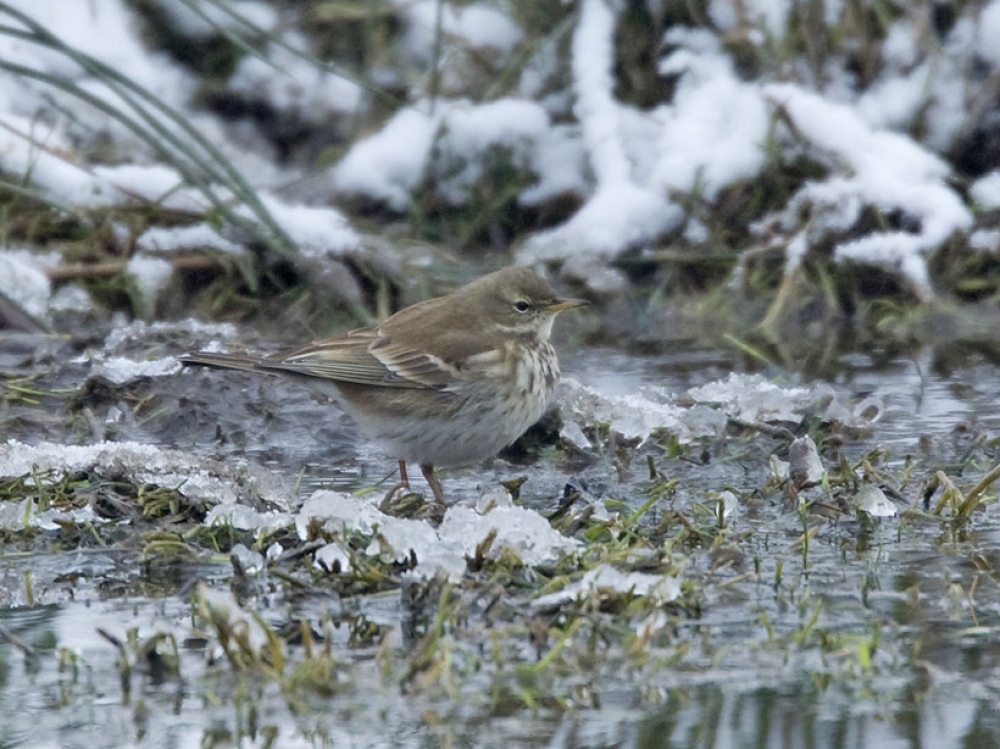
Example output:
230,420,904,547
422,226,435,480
259,327,460,389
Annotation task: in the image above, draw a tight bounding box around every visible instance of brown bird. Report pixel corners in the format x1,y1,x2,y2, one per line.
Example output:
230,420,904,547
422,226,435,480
181,266,586,503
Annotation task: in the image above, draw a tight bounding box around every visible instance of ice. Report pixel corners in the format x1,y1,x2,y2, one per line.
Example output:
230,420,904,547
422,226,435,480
0,498,100,532
0,440,294,512
559,378,727,445
314,542,352,574
206,504,293,534
93,356,182,384
533,564,680,609
788,436,824,489
437,500,579,568
49,284,94,313
562,374,883,447
559,420,591,450
103,319,238,351
230,543,265,575
717,490,740,519
196,584,281,656
689,374,873,426
295,488,577,581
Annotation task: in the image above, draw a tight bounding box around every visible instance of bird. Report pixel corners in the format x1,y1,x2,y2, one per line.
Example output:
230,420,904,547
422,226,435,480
180,266,587,503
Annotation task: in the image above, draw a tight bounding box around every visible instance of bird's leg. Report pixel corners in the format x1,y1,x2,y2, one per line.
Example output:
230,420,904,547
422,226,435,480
382,460,411,504
420,464,446,504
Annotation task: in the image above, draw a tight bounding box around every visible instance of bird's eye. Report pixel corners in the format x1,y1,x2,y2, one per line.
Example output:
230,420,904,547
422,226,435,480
513,300,531,313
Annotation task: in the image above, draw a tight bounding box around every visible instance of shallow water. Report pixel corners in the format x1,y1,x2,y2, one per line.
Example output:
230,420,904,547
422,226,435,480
2,326,1000,748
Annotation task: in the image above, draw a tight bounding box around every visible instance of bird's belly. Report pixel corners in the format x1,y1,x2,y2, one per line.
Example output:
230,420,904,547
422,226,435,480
323,345,559,468
391,391,551,466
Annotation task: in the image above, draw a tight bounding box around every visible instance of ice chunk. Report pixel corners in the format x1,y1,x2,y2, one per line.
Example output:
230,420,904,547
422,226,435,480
855,485,898,518
559,378,726,445
0,440,293,511
296,488,577,581
788,436,824,489
93,356,182,384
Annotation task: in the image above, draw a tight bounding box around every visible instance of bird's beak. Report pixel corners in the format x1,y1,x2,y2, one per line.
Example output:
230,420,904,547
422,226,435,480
544,298,589,312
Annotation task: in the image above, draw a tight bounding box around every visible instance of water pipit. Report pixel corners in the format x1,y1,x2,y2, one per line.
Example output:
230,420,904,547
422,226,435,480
181,266,586,503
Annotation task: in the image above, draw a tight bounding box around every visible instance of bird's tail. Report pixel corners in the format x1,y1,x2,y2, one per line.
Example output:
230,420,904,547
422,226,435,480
179,352,264,372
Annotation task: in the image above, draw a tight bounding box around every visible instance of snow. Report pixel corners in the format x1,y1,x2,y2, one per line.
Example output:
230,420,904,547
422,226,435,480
977,0,1000,68
333,97,559,209
881,21,920,69
434,98,550,199
0,250,51,319
136,224,245,255
90,164,196,208
240,193,359,258
227,33,364,122
146,0,279,40
971,171,1000,209
519,0,680,263
332,107,440,211
398,0,523,61
708,0,790,39
0,0,993,306
655,29,770,198
969,230,1000,253
0,1,192,110
519,125,588,206
763,84,972,298
0,115,209,211
856,63,931,131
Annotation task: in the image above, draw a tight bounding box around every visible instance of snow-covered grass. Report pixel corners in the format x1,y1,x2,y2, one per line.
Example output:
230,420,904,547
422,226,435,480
1,0,999,328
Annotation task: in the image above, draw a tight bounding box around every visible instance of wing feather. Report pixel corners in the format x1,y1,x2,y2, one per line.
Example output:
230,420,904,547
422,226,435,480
256,328,456,389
